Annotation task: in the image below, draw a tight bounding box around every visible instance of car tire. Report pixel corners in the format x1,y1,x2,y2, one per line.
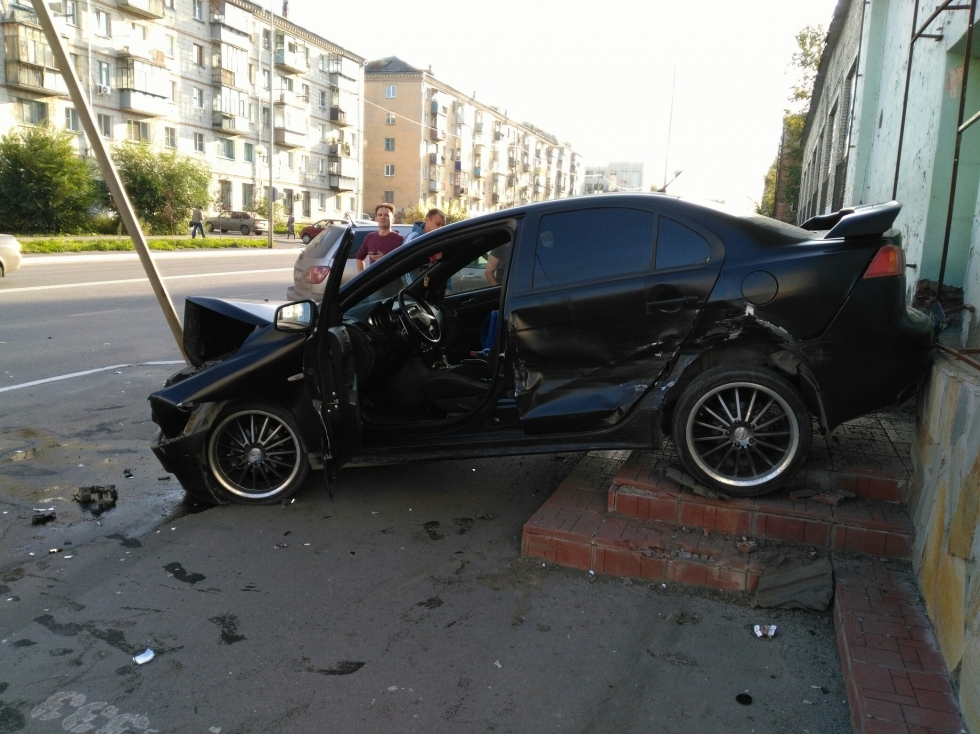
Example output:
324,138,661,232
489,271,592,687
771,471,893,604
205,223,214,233
671,365,811,497
205,400,309,505
240,225,251,236
220,229,228,233
302,234,311,244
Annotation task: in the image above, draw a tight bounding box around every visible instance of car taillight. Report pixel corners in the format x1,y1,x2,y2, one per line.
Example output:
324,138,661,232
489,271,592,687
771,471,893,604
863,245,905,278
303,265,330,284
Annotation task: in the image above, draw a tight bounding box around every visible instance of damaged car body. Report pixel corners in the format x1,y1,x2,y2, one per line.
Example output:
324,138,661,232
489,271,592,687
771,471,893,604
149,195,934,505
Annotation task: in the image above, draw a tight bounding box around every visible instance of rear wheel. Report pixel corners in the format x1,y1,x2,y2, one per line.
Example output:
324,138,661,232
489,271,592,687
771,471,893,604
240,224,251,235
671,366,811,496
302,233,311,244
205,401,308,505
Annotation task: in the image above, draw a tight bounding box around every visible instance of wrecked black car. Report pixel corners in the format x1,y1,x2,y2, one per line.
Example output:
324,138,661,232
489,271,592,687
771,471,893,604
149,195,934,505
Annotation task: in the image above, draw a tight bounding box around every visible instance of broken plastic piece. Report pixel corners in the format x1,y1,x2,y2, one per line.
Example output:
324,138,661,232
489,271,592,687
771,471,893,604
123,469,134,479
74,485,118,513
32,510,56,525
753,625,777,638
48,548,61,554
133,648,154,665
811,493,843,506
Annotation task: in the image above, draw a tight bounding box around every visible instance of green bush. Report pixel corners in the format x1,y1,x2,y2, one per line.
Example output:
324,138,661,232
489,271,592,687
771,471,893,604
89,213,120,235
21,237,268,254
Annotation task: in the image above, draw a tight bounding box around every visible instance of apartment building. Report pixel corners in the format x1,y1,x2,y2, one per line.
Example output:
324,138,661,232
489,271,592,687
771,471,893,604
0,0,364,219
363,57,581,217
584,161,644,193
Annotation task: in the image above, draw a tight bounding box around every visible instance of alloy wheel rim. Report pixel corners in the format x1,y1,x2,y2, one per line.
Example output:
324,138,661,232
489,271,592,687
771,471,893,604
208,410,301,499
685,381,800,487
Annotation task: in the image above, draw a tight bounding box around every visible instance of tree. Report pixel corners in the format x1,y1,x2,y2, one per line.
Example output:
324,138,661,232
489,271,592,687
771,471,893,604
251,196,287,231
105,143,211,235
397,200,468,225
0,125,100,234
757,25,825,222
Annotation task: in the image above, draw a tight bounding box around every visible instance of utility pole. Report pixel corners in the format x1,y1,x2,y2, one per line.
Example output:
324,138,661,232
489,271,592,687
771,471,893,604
267,3,275,248
29,0,187,361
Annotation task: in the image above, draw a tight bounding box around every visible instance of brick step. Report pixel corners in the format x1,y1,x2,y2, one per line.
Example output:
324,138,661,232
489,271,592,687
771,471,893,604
619,451,909,504
834,557,966,733
610,457,913,560
521,473,820,593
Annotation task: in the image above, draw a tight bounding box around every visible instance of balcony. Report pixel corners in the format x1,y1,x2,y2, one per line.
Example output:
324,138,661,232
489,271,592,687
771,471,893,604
328,72,358,93
474,121,483,133
454,160,462,171
118,0,164,19
473,167,483,178
3,62,66,96
494,131,504,141
275,48,308,75
212,110,247,136
274,126,307,148
430,100,439,114
329,174,355,191
328,142,351,157
116,43,165,65
211,23,250,50
492,193,500,204
429,126,446,141
328,157,358,178
329,107,350,126
428,180,445,192
119,89,170,116
275,90,307,107
212,67,235,88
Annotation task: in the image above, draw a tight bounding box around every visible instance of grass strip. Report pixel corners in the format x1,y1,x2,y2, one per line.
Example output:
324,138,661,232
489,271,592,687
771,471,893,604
21,237,271,254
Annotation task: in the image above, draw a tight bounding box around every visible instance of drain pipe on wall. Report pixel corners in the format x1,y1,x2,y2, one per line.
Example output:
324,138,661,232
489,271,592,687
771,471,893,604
29,0,188,363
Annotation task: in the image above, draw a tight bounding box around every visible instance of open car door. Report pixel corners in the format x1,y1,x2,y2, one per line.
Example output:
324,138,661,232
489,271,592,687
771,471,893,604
307,227,361,480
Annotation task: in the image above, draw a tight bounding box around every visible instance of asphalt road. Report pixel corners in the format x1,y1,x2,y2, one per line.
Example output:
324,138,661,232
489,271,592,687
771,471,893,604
0,253,851,733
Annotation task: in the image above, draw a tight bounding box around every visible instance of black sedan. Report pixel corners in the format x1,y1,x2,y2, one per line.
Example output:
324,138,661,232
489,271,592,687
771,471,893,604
149,195,934,505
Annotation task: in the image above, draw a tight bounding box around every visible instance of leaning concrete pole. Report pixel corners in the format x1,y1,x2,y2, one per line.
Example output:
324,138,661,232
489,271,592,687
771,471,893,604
29,0,188,363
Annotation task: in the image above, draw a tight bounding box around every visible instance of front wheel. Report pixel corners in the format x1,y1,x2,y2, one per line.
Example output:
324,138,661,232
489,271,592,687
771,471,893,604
205,401,309,505
671,366,811,497
205,222,214,233
240,225,251,235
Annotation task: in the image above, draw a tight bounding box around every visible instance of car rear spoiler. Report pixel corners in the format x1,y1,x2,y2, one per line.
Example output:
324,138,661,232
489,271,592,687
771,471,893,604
801,201,902,239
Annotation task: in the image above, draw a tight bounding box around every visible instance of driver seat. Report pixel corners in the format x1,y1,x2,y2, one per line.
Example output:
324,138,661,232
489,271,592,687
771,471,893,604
419,366,489,413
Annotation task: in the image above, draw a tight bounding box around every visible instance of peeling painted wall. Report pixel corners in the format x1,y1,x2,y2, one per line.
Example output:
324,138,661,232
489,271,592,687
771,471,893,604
910,354,980,731
804,0,980,340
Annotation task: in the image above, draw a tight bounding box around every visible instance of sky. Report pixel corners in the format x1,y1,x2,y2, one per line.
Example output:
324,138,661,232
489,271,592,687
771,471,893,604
292,0,840,213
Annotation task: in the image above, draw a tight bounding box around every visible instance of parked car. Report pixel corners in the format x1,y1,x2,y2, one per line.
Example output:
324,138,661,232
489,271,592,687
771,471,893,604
149,195,935,506
298,218,345,244
205,211,267,236
286,223,414,301
0,234,22,276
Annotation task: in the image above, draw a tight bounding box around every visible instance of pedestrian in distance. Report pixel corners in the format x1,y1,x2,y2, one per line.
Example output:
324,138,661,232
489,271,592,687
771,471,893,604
190,206,206,239
286,213,296,239
356,203,404,271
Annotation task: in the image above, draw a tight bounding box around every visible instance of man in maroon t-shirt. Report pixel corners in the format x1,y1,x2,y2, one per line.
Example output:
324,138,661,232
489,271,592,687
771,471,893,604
356,203,404,271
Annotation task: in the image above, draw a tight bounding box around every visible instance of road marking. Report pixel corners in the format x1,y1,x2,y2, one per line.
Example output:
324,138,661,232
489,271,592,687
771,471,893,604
0,361,184,394
0,267,292,294
23,249,300,265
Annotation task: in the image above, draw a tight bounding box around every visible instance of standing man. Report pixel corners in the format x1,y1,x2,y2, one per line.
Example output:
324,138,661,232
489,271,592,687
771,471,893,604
190,206,206,239
286,213,296,239
356,203,404,271
402,208,446,244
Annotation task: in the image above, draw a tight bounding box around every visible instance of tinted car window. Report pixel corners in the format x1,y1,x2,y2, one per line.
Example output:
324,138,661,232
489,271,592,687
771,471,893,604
306,226,345,259
655,217,711,270
533,208,656,289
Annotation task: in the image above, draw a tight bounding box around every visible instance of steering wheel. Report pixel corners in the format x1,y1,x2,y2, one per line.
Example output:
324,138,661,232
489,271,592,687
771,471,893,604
397,289,442,345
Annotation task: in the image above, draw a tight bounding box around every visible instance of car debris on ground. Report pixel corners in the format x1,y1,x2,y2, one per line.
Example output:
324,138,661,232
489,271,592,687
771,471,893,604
31,509,56,525
74,485,118,513
754,624,778,638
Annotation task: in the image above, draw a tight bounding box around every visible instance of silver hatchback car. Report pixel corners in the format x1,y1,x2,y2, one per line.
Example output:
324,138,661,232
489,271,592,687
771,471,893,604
286,223,414,301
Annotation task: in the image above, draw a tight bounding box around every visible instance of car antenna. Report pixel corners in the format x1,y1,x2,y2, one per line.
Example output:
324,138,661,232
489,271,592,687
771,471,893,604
345,211,356,228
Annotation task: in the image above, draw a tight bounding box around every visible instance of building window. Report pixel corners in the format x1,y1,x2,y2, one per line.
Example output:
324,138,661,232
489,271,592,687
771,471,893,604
286,152,294,169
219,180,232,209
19,99,47,125
164,126,176,148
64,108,79,132
384,164,395,177
95,9,111,36
262,69,270,90
318,89,327,108
170,81,177,102
218,138,234,159
193,43,204,66
385,111,395,125
383,191,394,204
385,84,396,99
97,61,110,86
317,157,325,174
261,106,270,126
127,120,149,142
244,143,254,162
384,137,395,152
98,113,112,137
194,132,205,152
301,83,310,101
300,155,309,171
318,192,326,209
68,53,82,78
192,0,203,20
248,64,255,84
262,29,271,50
192,87,203,108
243,183,254,209
65,1,78,25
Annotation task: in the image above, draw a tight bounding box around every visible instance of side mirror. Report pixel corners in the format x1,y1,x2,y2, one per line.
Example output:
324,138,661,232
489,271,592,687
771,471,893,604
275,300,317,332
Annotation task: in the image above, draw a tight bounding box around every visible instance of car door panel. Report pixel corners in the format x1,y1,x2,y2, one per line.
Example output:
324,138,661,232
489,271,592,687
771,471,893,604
509,208,722,435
